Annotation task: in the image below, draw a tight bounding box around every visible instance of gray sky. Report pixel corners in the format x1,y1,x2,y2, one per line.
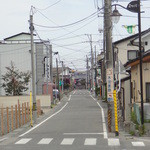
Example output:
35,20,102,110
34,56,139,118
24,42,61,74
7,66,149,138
0,0,150,70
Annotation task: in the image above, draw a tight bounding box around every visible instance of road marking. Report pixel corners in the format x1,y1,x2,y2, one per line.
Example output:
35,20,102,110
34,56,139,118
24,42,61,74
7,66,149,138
38,138,53,144
61,138,74,145
15,138,32,144
108,138,120,146
84,138,97,145
90,95,96,101
19,102,69,137
63,133,103,135
90,95,108,139
73,90,76,94
0,137,8,142
68,95,72,101
132,142,145,146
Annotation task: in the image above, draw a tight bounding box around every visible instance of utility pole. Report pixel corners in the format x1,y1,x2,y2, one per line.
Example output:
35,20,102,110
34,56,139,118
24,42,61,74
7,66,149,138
50,45,53,83
102,0,106,98
95,46,97,97
56,58,60,100
86,55,89,90
46,45,49,94
30,14,37,122
61,61,64,93
104,0,115,134
87,34,94,92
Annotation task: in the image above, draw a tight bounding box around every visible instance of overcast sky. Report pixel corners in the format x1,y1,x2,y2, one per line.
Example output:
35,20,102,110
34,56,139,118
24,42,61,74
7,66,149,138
0,0,150,70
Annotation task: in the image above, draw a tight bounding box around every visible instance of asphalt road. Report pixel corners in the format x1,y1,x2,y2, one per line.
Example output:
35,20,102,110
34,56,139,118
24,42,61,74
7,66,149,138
1,90,150,150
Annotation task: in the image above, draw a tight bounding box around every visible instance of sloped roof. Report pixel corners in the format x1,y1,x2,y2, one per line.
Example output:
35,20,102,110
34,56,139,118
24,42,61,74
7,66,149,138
4,32,31,41
113,28,150,45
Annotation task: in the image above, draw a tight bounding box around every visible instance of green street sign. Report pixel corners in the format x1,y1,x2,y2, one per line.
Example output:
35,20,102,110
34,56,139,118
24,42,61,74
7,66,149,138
59,81,61,86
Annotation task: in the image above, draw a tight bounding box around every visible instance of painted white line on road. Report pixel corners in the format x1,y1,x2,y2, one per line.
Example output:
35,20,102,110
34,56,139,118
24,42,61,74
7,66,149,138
61,138,74,145
19,102,69,137
84,138,97,145
63,133,103,135
68,95,72,101
134,137,150,142
38,138,53,144
73,90,76,94
90,95,96,101
108,138,120,146
15,138,32,144
0,137,8,142
132,142,145,146
90,95,108,139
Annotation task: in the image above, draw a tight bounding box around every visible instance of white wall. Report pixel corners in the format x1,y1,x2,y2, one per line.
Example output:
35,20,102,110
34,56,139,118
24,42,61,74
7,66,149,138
0,43,32,95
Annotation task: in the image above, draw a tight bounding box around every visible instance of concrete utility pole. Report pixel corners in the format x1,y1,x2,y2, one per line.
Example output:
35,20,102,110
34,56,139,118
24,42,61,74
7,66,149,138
105,0,113,73
50,45,53,83
104,0,115,133
30,14,37,122
46,46,49,94
95,46,97,97
86,55,89,90
87,34,94,92
61,61,64,93
56,58,60,100
102,0,106,98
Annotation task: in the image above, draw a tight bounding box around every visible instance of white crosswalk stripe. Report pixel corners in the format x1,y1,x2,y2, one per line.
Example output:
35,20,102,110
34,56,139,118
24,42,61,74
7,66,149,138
15,138,32,144
132,142,145,146
38,138,53,144
108,138,120,146
14,137,147,147
61,138,74,145
84,138,97,145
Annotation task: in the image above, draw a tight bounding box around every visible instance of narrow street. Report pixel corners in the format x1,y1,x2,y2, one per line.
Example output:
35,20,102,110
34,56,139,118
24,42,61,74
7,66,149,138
0,90,150,150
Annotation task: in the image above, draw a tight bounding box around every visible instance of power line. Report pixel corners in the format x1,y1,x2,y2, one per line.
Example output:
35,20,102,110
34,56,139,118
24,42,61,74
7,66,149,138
34,9,99,29
50,16,98,41
36,0,62,11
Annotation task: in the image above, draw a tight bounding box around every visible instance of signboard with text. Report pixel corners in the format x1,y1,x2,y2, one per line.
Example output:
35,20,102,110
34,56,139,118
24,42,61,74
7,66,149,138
107,68,114,101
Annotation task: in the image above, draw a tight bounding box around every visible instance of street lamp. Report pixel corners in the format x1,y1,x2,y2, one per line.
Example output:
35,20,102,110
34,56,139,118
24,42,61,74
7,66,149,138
111,6,122,24
111,0,144,125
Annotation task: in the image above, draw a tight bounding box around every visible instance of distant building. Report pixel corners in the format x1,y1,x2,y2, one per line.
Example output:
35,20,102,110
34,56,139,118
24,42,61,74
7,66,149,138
73,71,86,89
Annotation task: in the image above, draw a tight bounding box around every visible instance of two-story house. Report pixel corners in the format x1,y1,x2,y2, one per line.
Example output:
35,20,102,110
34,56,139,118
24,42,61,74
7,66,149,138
113,28,150,123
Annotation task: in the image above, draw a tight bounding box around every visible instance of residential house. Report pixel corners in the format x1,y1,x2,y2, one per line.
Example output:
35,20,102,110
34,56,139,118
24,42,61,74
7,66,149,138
113,28,150,123
125,50,150,119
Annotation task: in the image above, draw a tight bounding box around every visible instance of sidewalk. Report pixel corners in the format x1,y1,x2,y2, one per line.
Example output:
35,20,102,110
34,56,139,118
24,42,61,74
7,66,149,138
96,96,150,143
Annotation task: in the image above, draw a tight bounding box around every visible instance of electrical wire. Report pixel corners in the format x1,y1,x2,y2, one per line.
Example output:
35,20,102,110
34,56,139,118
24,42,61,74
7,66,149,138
34,9,100,29
50,16,98,41
52,41,85,47
36,0,62,11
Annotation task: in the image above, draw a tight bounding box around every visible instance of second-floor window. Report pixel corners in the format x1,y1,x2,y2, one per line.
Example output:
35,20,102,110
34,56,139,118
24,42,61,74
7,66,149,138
127,50,138,61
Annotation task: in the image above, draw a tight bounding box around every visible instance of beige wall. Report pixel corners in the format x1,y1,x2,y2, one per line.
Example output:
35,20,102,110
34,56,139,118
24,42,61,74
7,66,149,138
131,62,150,103
116,40,138,65
0,95,51,108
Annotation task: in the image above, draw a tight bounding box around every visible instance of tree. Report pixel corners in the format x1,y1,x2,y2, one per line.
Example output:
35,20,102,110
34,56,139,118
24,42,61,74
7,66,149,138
2,61,31,96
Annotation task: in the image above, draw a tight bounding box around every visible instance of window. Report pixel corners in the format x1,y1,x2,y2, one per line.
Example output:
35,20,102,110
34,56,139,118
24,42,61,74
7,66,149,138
146,83,150,102
127,50,138,60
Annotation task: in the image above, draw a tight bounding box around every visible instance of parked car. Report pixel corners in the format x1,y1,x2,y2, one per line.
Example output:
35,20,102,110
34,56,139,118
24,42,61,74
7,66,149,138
53,89,60,99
